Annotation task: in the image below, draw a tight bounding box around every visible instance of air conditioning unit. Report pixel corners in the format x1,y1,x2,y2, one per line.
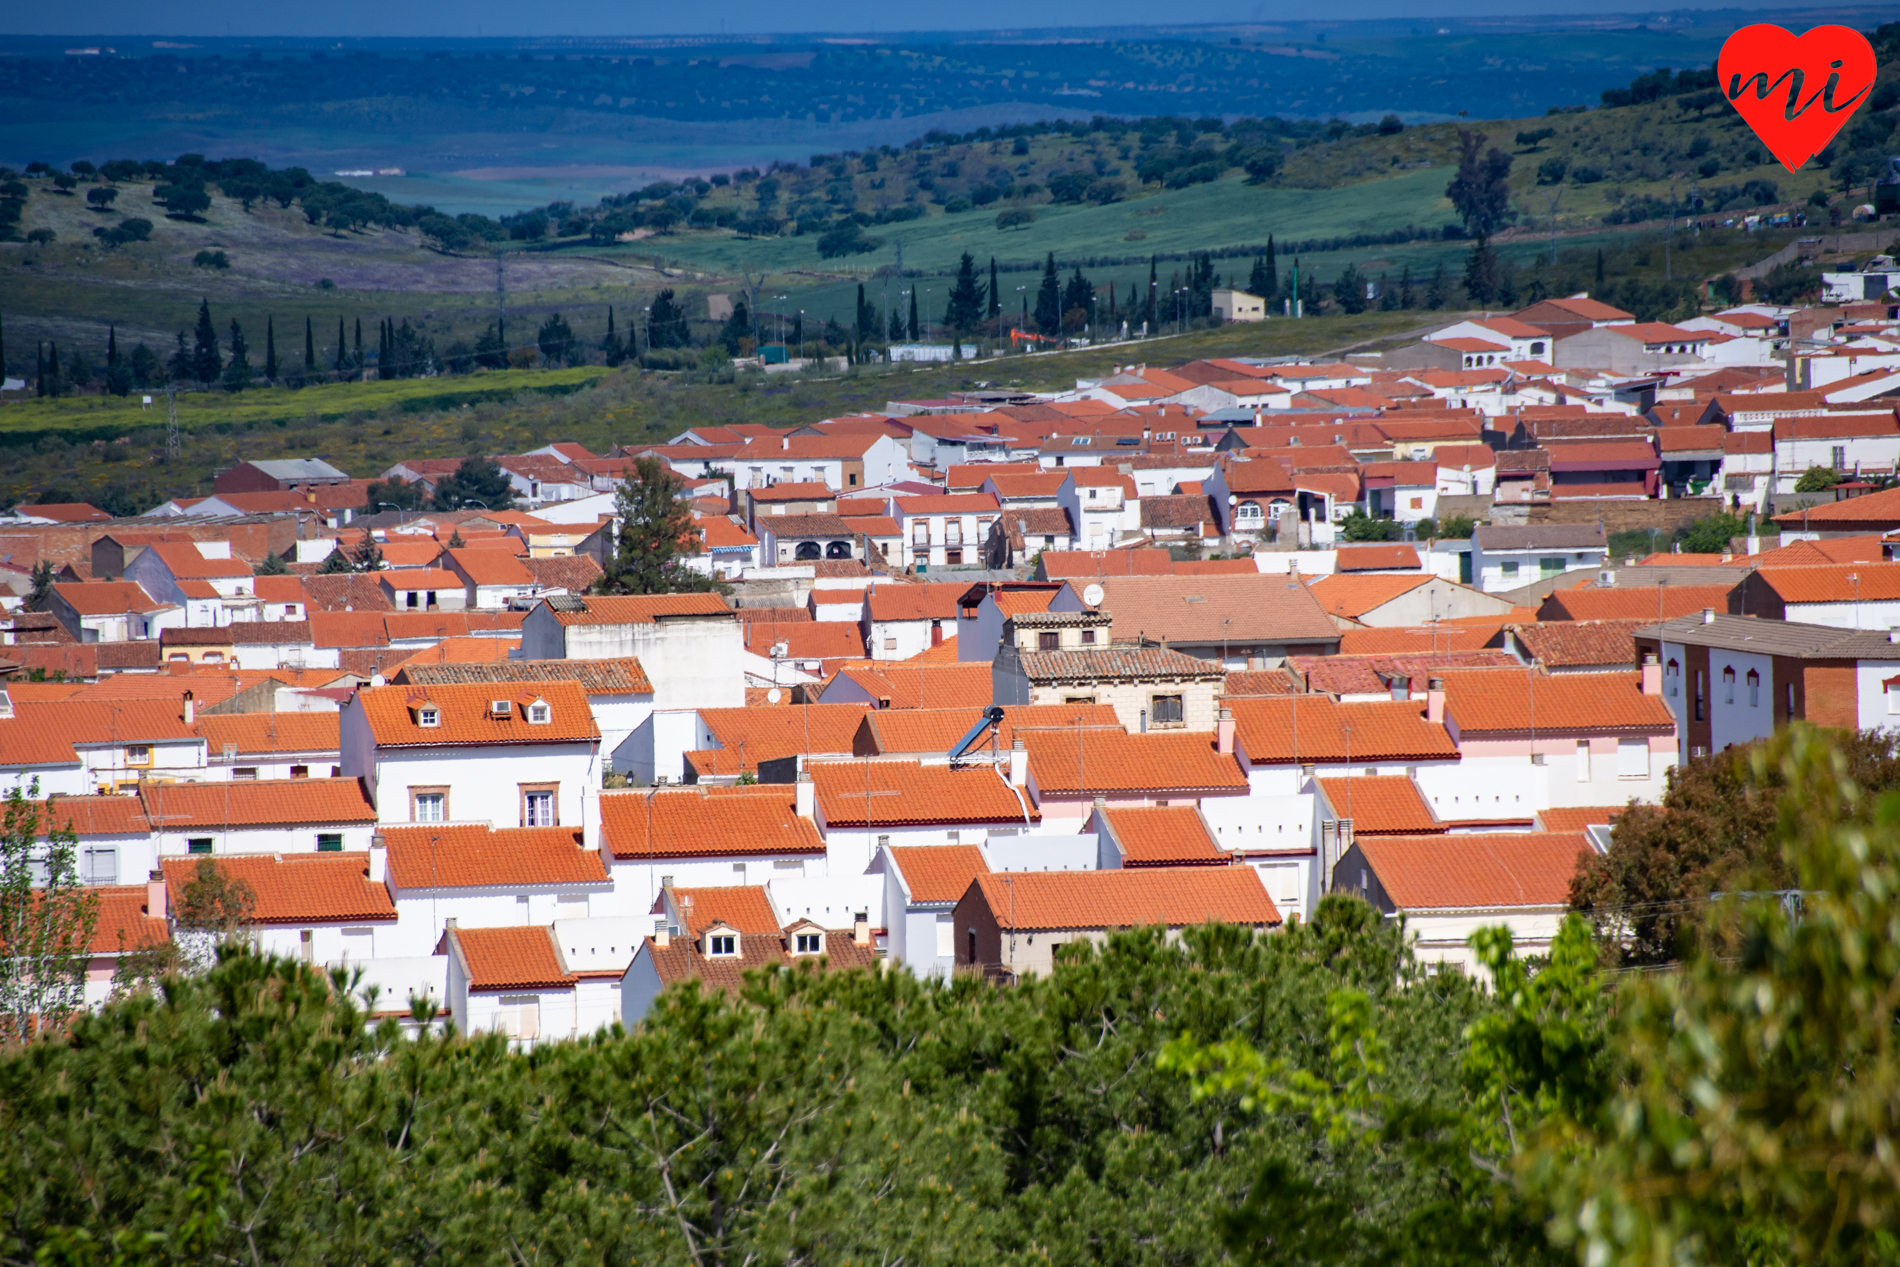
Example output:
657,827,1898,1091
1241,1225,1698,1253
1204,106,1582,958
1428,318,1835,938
489,699,513,717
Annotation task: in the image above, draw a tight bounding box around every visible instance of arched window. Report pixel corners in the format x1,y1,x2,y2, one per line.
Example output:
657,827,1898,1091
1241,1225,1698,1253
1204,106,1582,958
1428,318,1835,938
824,540,852,559
1746,669,1760,707
1664,659,1680,698
1235,500,1265,524
794,541,822,561
1722,665,1736,705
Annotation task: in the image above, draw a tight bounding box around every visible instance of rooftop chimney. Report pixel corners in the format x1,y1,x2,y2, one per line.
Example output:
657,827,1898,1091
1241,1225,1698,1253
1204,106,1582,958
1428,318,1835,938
853,911,870,946
781,436,791,451
654,920,670,949
1389,675,1411,703
1641,652,1662,695
147,869,167,922
1217,707,1236,756
795,771,814,819
182,690,194,726
1889,627,1900,645
1426,677,1446,725
1009,738,1028,787
368,832,387,884
1702,607,1716,624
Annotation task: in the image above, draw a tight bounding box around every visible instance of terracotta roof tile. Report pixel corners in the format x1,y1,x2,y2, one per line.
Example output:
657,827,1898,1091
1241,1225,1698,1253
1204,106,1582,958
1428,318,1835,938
968,867,1279,930
195,712,340,756
354,681,599,747
1337,624,1506,655
746,622,866,660
1291,651,1520,696
1756,563,1900,604
688,703,871,775
665,885,783,936
160,853,394,925
1538,584,1737,622
310,611,394,649
41,795,149,836
1772,483,1900,528
887,844,990,903
599,785,824,859
864,583,968,622
544,593,732,626
811,759,1038,826
1038,548,1175,579
1511,620,1643,668
1437,669,1674,735
1095,574,1340,644
1022,729,1247,795
383,824,607,888
448,548,535,586
1221,668,1301,696
641,921,879,993
1018,645,1228,682
138,777,375,829
1315,776,1440,834
452,925,573,990
1538,805,1623,831
90,885,170,954
1353,833,1594,908
144,544,254,580
851,703,1123,756
821,663,995,709
299,574,397,613
1097,805,1224,865
390,657,654,694
1307,573,1434,620
1334,544,1421,572
50,582,169,616
1229,696,1457,764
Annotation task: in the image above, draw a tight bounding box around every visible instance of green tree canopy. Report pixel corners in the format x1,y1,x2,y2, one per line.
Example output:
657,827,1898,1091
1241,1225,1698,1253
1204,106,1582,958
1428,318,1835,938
595,456,721,595
430,456,516,512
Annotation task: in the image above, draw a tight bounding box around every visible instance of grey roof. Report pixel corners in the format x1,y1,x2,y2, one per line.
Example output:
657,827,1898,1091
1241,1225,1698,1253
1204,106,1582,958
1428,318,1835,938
1473,524,1608,551
1635,612,1900,660
242,459,351,481
390,657,655,693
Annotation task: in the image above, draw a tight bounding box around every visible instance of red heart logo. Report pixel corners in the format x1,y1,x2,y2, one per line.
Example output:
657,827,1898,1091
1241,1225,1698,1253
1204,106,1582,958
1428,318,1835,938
1719,24,1877,172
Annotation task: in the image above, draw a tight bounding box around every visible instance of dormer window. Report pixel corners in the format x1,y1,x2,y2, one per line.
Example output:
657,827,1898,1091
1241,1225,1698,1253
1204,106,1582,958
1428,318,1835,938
527,699,550,725
706,931,738,957
417,706,440,728
794,932,824,955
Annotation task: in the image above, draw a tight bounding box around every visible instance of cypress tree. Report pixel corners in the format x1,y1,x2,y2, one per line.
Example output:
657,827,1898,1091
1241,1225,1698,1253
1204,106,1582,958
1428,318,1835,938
1595,248,1605,288
1147,255,1158,328
1034,252,1061,336
1265,235,1278,297
265,316,277,381
107,324,118,367
907,287,919,342
354,318,363,379
191,298,221,383
223,319,252,392
304,316,315,372
46,342,61,398
988,257,1001,325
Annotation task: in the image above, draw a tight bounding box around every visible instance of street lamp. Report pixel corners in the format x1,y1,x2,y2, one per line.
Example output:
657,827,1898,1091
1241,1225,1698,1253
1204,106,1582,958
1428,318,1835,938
798,310,805,360
1016,285,1028,350
378,501,406,527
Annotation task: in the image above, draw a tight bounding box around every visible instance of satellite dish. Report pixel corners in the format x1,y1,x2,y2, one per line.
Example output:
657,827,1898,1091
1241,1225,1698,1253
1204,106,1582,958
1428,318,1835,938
766,687,783,704
1082,583,1105,608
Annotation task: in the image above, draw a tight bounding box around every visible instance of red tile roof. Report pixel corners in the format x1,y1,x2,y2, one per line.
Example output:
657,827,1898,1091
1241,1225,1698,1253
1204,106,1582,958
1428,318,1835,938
41,795,150,836
811,759,1038,826
160,853,394,925
1307,573,1434,620
887,844,990,902
1354,833,1594,909
452,925,573,990
382,824,607,888
138,777,375,829
195,712,340,756
746,621,867,661
144,544,254,580
599,785,825,859
1334,544,1421,572
90,885,170,954
1315,776,1440,834
51,582,169,616
1021,729,1247,796
666,885,783,936
1097,805,1224,865
1510,620,1643,668
850,703,1124,756
449,548,535,586
1755,563,1900,604
543,594,732,626
1228,696,1457,764
1291,651,1520,697
1539,805,1623,831
1538,585,1736,622
1221,668,1301,696
1437,669,1674,735
354,681,600,747
1038,548,1175,579
863,583,967,622
967,867,1279,930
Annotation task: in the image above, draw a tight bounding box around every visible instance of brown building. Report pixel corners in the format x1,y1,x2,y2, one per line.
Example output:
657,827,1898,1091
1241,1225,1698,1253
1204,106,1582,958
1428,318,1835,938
213,459,353,495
